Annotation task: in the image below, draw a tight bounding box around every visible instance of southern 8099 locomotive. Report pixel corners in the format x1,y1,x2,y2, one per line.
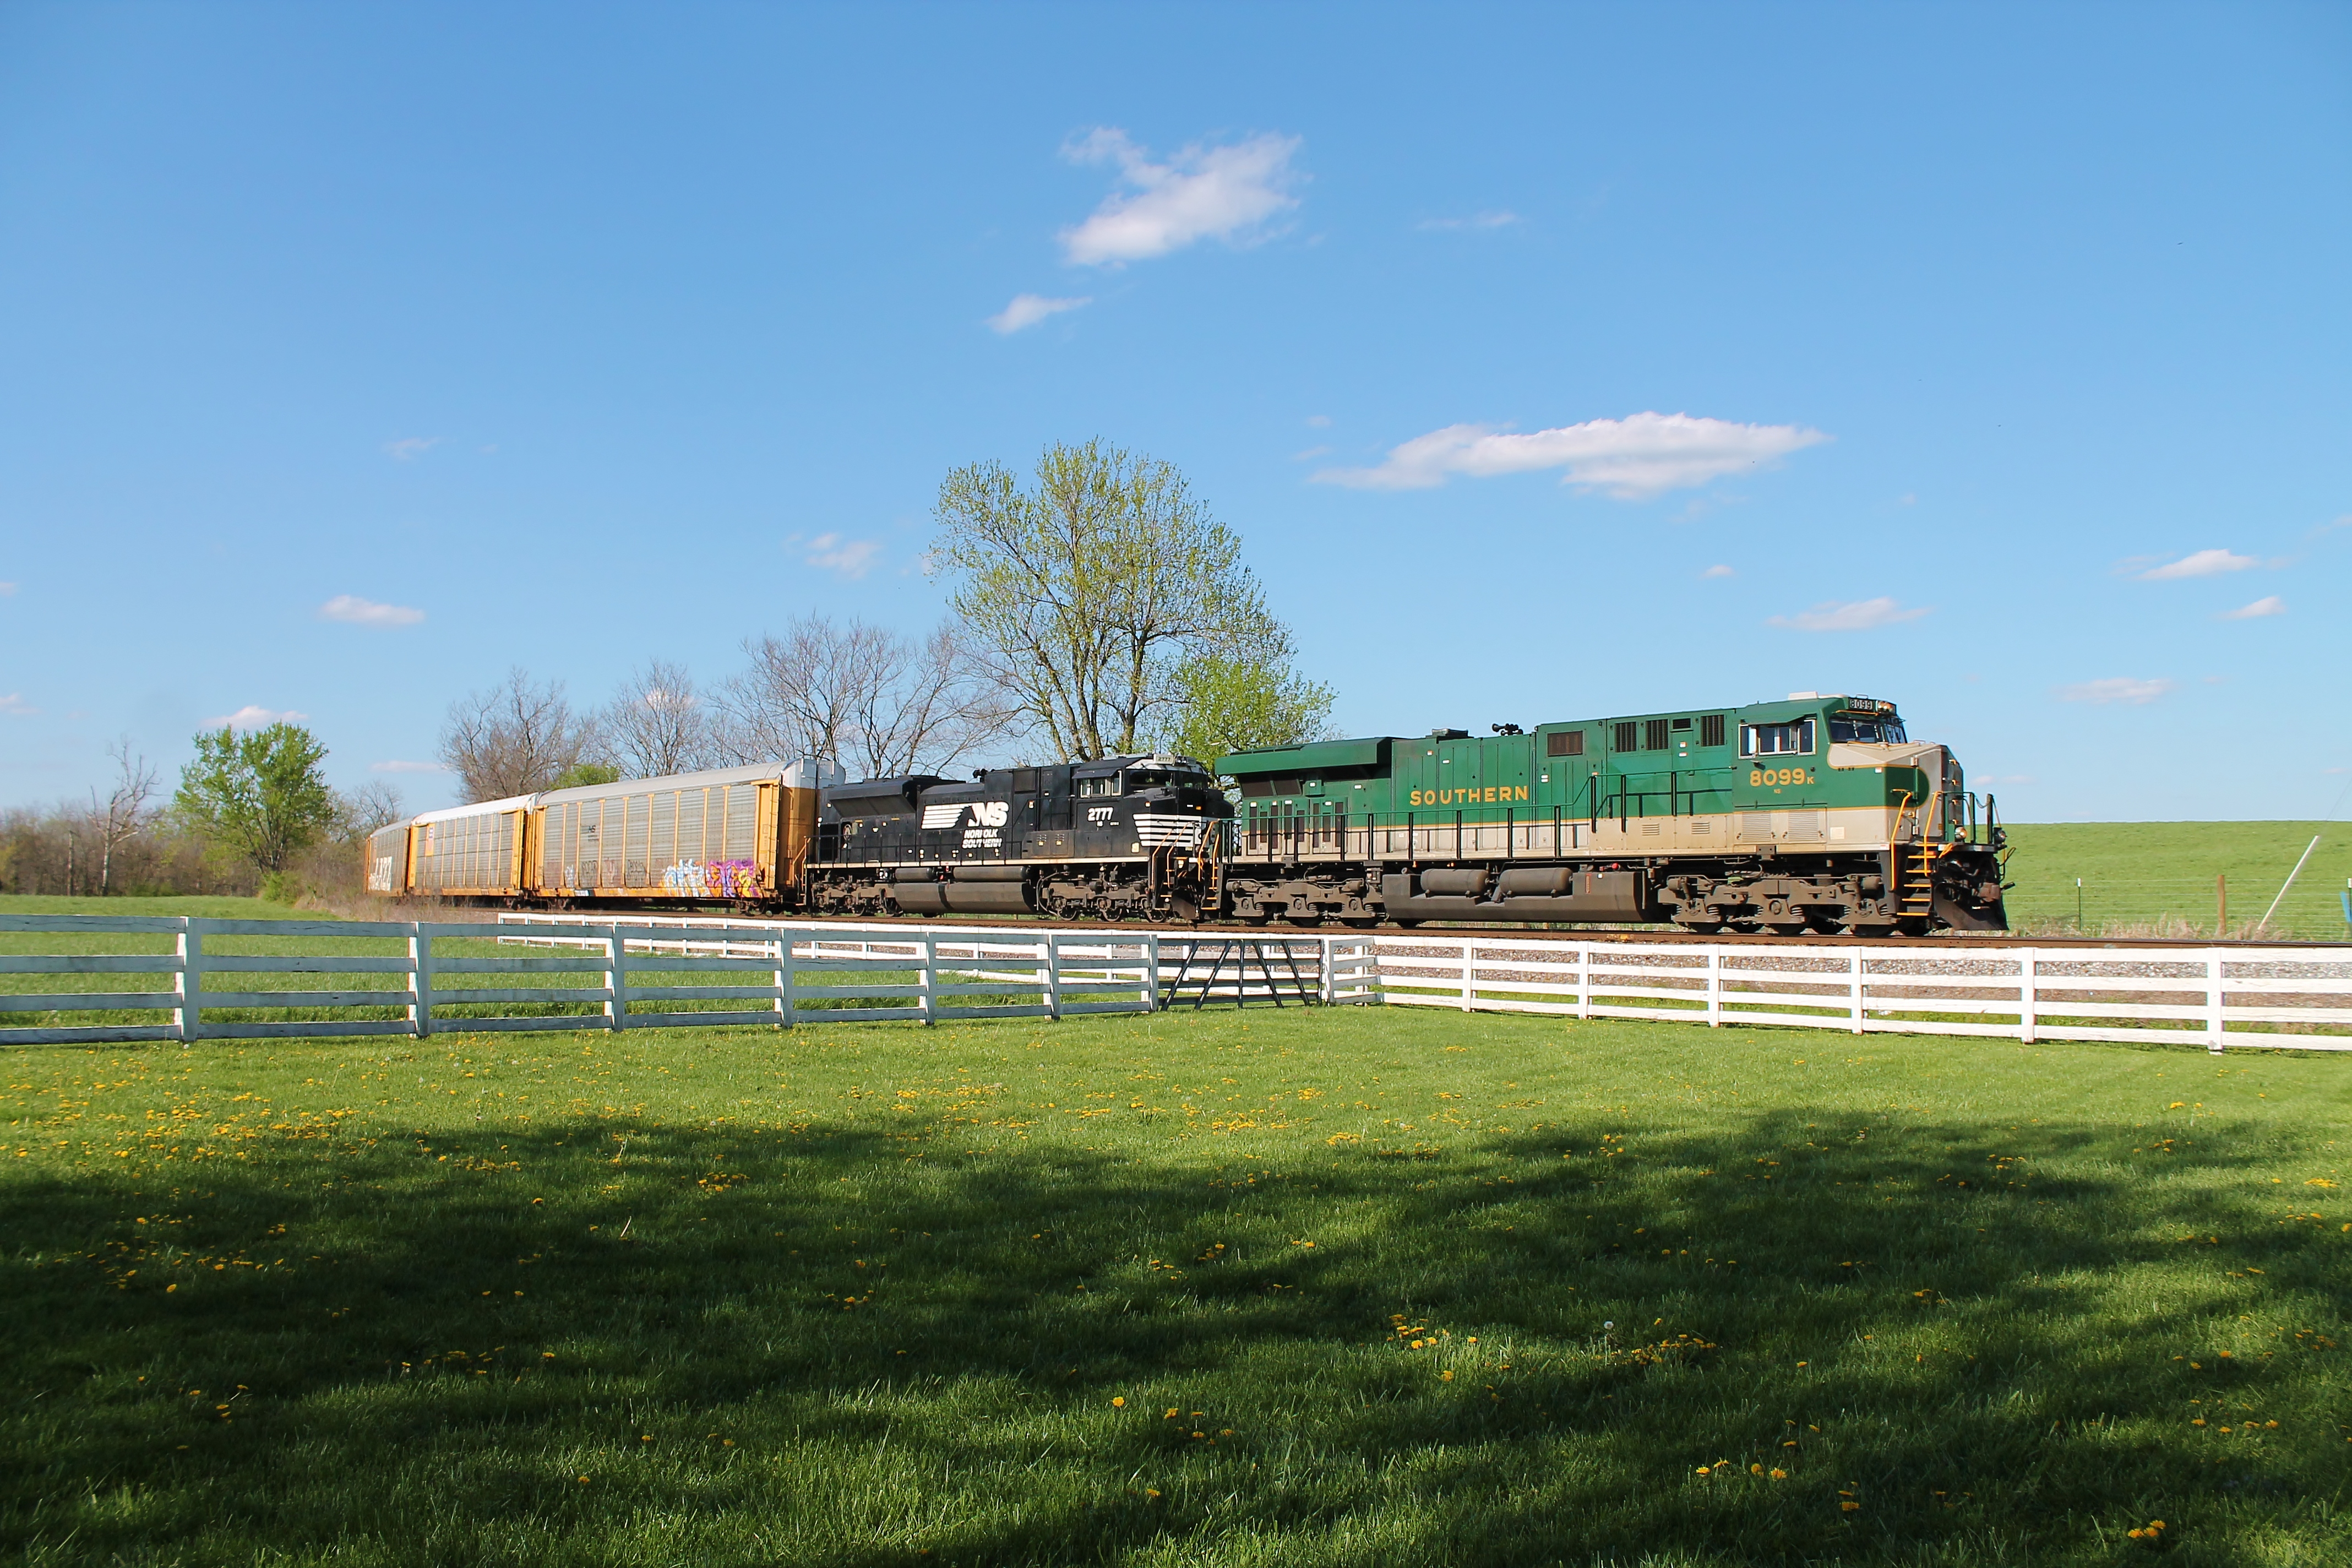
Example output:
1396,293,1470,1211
1214,691,2008,936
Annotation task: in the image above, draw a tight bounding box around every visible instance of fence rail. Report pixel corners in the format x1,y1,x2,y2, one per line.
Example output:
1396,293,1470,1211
1,913,2343,1052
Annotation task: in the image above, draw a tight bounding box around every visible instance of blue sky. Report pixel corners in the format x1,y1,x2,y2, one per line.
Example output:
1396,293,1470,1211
2,3,2346,821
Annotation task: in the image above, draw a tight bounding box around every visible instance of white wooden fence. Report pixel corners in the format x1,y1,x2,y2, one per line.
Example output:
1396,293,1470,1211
3,912,2344,1053
1370,934,2352,1053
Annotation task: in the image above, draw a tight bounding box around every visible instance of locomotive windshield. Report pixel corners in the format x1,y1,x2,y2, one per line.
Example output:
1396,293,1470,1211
1828,715,1908,744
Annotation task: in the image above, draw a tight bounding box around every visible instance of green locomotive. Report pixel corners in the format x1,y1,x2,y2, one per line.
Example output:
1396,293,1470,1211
1215,693,2007,935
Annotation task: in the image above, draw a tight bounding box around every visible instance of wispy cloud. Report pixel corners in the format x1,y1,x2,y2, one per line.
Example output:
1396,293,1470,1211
805,533,881,580
1701,564,1735,579
1314,412,1830,499
1291,445,1332,461
369,759,449,774
1418,210,1521,232
0,581,17,596
1305,415,1331,428
1059,128,1302,266
2133,548,2258,581
2221,595,2286,619
318,594,426,628
0,692,37,717
384,437,440,461
206,704,307,729
2054,677,2176,705
987,293,1092,334
1767,596,1930,633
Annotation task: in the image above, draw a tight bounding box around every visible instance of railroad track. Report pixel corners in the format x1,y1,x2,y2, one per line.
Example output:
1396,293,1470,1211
456,905,2349,952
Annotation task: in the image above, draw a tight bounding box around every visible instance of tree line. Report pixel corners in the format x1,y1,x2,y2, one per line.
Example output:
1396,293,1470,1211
439,439,1336,801
0,727,404,904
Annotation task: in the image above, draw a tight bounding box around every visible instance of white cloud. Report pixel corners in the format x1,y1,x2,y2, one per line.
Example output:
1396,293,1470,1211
987,293,1092,334
369,759,449,774
1313,411,1830,499
1058,128,1302,266
1292,445,1332,461
1305,414,1331,428
0,581,17,596
805,533,881,579
1701,564,1735,579
0,692,37,716
384,437,440,461
1766,596,1931,632
2220,595,2285,619
2135,548,2257,580
318,594,426,628
206,704,307,729
1418,210,1521,231
2054,677,2177,705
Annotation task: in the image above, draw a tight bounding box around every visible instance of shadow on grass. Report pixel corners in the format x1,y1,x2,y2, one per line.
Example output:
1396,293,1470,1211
3,1102,2343,1566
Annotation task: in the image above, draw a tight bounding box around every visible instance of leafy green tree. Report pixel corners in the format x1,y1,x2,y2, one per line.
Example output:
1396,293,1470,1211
172,723,340,891
1152,649,1336,766
933,438,1316,762
550,761,622,790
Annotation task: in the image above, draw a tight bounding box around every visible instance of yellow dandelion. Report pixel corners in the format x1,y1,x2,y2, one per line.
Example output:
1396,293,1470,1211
1441,1370,1455,1382
1770,1468,1788,1479
1841,1501,1860,1512
1112,1397,1125,1407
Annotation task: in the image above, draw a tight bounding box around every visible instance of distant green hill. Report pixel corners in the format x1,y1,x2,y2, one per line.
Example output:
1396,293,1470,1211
1999,821,2349,939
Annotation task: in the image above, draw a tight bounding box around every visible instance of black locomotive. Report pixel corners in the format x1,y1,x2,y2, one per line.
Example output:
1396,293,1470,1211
805,753,1230,922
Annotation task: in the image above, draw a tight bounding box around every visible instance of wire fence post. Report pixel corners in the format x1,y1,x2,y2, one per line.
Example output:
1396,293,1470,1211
2206,948,2225,1053
175,919,202,1046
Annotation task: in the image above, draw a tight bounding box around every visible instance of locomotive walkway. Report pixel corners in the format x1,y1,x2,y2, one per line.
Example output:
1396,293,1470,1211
3,911,2346,1054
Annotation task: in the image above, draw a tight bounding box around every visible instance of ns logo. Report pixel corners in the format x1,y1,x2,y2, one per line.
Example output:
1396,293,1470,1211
969,801,1009,828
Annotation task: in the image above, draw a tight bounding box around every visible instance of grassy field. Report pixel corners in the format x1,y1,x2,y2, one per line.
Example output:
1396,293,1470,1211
4,1006,2347,1567
2000,823,2350,940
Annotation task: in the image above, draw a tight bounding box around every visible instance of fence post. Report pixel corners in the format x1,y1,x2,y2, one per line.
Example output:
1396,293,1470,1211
1848,946,1864,1034
1046,932,1062,1020
1461,940,1476,1011
410,922,434,1039
919,935,936,1025
2206,948,2225,1053
1706,946,1722,1028
2018,947,2037,1044
780,933,798,1029
1146,932,1161,1011
605,926,630,1031
175,919,202,1046
1576,942,1590,1021
1319,935,1336,1005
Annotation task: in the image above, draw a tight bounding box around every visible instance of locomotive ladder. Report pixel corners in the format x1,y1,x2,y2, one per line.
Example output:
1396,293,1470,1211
1900,840,1954,920
1162,940,1319,1010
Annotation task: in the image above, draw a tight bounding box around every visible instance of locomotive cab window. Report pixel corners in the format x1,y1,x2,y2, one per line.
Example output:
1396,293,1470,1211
1828,715,1908,744
1740,718,1816,758
1076,776,1118,798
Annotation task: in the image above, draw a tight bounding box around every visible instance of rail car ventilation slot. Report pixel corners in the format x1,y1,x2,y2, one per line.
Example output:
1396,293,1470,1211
1701,714,1727,747
1614,722,1639,753
1645,719,1671,750
1545,730,1585,757
1642,820,1662,836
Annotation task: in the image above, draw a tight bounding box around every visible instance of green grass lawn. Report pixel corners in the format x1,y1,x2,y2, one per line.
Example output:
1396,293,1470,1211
2000,823,2351,940
0,894,305,921
4,1007,2347,1566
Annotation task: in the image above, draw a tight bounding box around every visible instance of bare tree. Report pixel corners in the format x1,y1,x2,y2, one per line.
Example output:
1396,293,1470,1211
605,658,718,779
90,737,159,896
337,780,409,838
717,616,999,778
438,668,603,802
